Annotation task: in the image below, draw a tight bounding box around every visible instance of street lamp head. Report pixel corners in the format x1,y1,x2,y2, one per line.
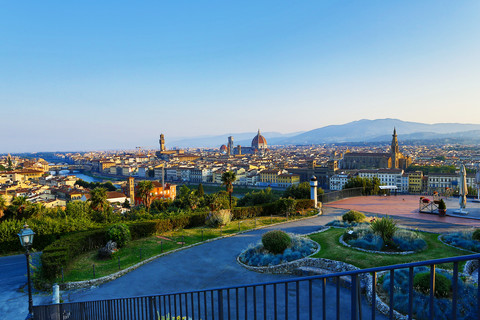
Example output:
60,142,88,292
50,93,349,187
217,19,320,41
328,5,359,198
18,224,35,248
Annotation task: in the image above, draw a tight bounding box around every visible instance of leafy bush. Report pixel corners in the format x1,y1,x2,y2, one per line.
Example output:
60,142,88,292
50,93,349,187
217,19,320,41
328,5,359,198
379,267,477,320
239,234,317,267
472,229,480,241
342,210,366,223
370,216,397,242
349,234,383,251
442,231,480,252
345,225,426,252
438,199,447,210
392,229,427,252
206,210,232,227
413,272,451,298
106,223,131,248
262,230,291,254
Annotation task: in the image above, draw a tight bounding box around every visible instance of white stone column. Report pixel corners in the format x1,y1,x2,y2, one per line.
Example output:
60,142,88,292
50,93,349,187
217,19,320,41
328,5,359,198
310,176,318,208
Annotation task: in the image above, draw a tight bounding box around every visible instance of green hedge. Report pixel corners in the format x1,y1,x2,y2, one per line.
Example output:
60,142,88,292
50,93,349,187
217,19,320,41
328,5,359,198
232,199,314,220
41,229,106,280
41,212,210,280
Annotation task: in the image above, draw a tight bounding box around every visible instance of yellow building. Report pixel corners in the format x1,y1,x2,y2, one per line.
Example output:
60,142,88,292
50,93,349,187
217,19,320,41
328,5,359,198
259,170,300,188
408,171,423,193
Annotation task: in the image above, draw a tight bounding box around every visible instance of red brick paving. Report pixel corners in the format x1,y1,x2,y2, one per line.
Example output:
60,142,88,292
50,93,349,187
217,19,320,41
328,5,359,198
325,195,480,228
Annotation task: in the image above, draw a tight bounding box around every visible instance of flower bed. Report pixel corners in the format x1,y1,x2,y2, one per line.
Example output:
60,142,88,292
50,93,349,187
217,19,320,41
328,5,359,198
343,226,427,253
441,231,480,252
326,219,370,228
377,267,477,320
238,234,318,267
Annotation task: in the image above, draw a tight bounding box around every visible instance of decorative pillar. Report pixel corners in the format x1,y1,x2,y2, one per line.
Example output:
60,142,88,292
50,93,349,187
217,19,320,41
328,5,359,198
310,175,318,208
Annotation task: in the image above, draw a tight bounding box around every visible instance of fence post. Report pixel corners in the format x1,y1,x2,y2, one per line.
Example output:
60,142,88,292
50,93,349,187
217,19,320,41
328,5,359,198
140,248,142,260
218,290,224,320
118,257,121,270
220,226,223,235
182,235,184,247
202,230,204,241
270,214,272,223
161,240,163,253
255,218,257,228
61,267,64,282
92,264,95,278
238,221,240,231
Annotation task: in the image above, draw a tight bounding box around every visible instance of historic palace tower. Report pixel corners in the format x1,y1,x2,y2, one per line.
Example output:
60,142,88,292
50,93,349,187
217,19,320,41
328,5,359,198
391,128,399,169
159,134,166,152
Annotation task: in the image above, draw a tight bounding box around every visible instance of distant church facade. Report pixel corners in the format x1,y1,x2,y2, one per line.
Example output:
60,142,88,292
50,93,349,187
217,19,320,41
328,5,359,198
341,128,412,170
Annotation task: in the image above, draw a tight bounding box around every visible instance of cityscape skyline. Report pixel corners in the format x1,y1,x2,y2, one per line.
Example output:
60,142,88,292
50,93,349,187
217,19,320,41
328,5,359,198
1,1,479,152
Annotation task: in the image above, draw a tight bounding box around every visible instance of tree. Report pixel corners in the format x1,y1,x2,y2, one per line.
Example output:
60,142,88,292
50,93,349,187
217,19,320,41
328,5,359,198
122,199,131,209
137,180,154,211
344,176,380,195
89,187,108,212
197,184,205,198
221,171,237,209
0,195,7,219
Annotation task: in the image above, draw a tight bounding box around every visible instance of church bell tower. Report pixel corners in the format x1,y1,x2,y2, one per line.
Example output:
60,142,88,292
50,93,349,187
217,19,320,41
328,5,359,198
391,128,399,169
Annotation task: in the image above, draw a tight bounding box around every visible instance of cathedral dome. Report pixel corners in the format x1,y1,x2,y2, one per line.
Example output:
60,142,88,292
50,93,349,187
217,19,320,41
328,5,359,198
220,145,227,152
251,129,267,149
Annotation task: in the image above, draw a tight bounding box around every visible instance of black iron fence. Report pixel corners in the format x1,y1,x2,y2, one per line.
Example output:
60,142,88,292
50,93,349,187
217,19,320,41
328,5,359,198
34,253,480,320
320,187,364,204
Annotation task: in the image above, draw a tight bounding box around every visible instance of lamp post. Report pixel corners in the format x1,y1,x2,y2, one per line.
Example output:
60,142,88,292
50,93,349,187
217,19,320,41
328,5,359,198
18,224,35,319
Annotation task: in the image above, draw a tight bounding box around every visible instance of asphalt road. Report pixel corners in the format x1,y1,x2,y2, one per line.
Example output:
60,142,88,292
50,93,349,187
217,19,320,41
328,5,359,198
0,252,49,320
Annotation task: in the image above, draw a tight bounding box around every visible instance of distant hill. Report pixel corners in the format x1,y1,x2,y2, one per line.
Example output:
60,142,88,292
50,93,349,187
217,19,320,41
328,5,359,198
276,119,480,145
165,119,480,148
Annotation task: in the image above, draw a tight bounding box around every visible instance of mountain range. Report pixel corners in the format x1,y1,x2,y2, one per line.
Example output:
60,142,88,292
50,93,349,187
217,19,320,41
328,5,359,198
168,119,480,148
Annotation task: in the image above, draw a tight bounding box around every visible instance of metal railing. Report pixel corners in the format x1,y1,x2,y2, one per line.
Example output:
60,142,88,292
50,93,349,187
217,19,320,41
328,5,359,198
34,253,480,320
320,187,364,203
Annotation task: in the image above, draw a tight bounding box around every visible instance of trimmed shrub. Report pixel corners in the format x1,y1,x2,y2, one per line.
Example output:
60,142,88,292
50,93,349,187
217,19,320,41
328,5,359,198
413,272,452,298
370,216,397,242
342,210,366,223
472,229,480,241
262,230,291,254
206,210,232,227
106,223,131,248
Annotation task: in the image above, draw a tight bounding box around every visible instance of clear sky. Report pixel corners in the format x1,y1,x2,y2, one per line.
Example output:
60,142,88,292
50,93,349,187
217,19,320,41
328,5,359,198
1,1,479,152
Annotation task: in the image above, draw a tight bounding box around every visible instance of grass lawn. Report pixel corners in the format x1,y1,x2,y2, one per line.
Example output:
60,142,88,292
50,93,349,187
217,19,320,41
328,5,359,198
58,212,316,283
309,228,472,270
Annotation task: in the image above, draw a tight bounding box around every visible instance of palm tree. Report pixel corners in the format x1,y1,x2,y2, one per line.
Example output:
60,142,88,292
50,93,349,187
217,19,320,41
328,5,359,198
90,187,108,212
11,196,28,219
0,195,7,219
137,180,154,211
221,171,237,209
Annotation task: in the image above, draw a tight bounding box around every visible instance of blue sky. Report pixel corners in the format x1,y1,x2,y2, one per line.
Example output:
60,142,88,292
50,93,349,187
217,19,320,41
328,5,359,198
1,1,479,152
